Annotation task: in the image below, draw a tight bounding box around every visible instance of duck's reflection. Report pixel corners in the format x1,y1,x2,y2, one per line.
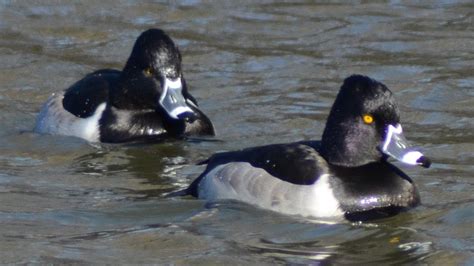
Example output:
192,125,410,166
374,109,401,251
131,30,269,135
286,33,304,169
243,211,432,264
70,140,206,199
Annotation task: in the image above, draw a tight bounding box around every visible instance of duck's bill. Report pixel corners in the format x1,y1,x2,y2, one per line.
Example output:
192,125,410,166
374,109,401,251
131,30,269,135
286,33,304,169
159,78,196,121
381,124,431,168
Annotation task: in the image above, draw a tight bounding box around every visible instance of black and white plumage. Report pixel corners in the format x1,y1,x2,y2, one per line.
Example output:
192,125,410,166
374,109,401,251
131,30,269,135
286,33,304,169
35,29,214,143
183,75,431,221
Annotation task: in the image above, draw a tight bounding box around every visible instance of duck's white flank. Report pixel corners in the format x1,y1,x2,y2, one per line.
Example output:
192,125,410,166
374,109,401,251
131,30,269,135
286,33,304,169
35,93,106,142
198,162,344,218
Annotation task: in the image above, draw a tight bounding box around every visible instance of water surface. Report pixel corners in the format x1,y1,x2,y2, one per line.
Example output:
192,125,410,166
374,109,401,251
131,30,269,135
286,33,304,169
0,1,473,264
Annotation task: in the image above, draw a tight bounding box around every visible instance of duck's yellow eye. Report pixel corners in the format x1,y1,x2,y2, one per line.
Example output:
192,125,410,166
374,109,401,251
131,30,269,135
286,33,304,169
363,114,374,124
144,67,153,77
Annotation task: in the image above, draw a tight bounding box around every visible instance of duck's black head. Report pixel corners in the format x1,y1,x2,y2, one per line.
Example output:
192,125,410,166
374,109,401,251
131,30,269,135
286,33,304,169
320,75,430,168
111,28,196,122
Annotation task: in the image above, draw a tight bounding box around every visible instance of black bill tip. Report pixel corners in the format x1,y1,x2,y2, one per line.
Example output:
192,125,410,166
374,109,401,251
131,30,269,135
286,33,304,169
416,156,431,168
177,111,197,123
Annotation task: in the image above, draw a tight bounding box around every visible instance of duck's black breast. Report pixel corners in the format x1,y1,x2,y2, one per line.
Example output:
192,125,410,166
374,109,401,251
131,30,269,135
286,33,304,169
98,107,172,143
62,69,120,118
184,101,215,136
328,162,420,220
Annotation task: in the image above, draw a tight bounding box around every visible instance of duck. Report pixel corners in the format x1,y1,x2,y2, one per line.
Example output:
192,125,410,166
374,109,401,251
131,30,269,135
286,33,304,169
183,75,431,221
35,28,215,143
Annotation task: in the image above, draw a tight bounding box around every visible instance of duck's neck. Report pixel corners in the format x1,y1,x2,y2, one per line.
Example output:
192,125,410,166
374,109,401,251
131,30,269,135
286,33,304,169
110,74,156,110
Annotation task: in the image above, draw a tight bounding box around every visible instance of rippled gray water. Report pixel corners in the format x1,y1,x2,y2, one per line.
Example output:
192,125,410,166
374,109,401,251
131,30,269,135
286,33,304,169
0,1,473,264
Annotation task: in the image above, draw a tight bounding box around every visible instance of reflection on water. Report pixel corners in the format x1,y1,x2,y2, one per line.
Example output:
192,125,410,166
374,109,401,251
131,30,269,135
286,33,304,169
0,1,473,264
71,142,197,198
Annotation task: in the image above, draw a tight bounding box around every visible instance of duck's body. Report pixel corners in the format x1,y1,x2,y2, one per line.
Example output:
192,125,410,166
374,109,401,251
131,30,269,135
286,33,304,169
35,29,214,143
185,75,430,221
189,141,420,221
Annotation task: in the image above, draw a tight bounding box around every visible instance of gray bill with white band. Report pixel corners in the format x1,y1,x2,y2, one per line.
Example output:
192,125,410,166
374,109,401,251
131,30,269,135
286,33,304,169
381,124,431,168
159,77,194,119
